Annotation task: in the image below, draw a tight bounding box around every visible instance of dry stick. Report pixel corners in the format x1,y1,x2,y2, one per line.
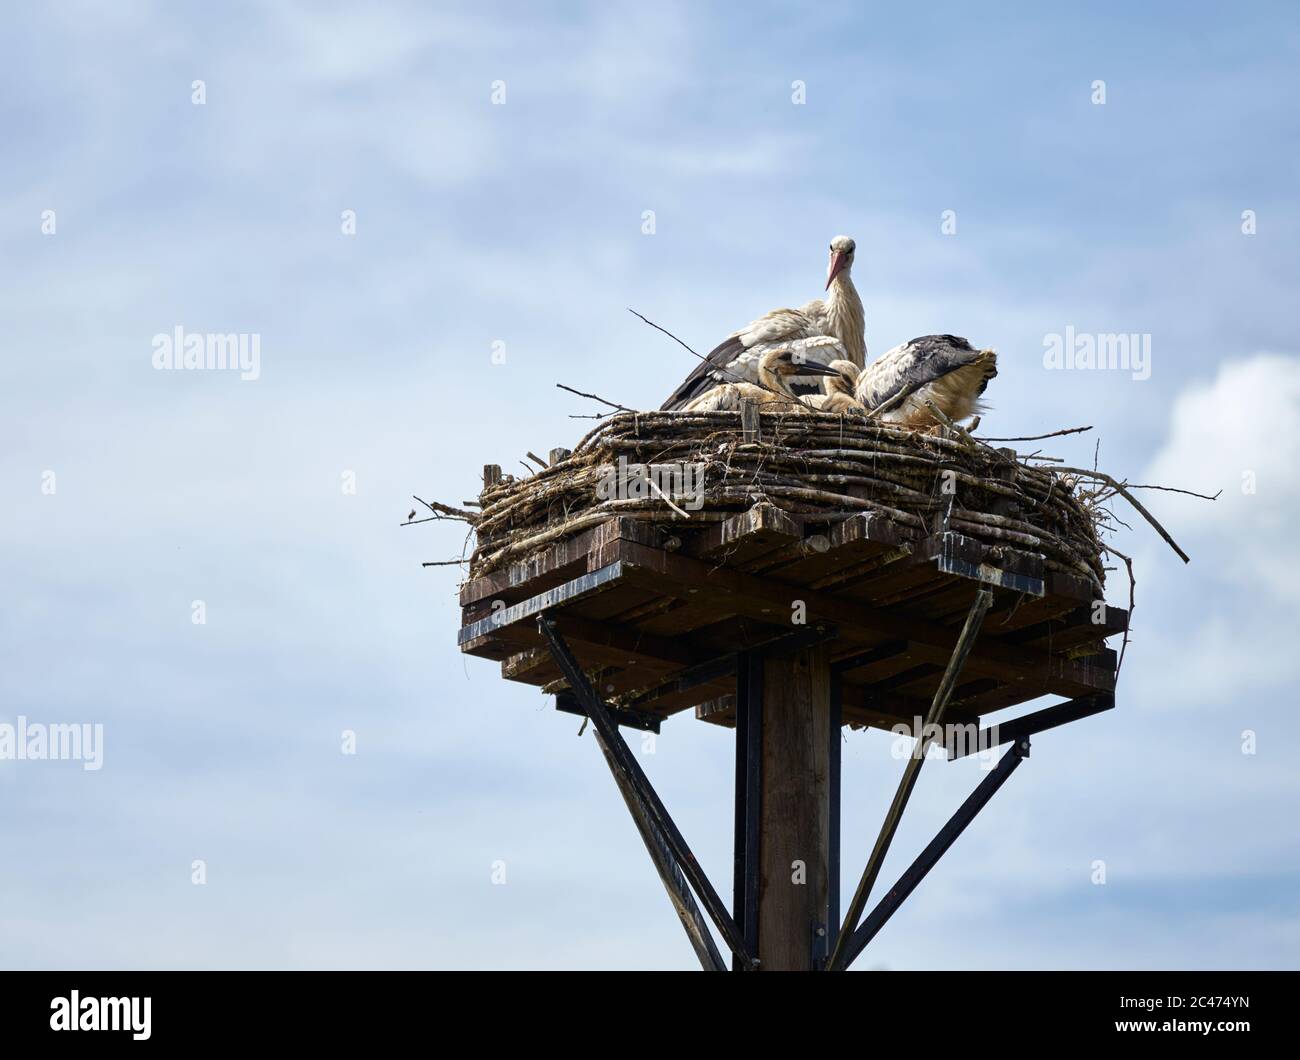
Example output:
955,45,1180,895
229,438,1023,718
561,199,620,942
920,401,1020,474
526,451,549,469
1055,467,1194,563
1117,483,1221,501
862,385,916,421
1104,544,1138,679
555,382,636,414
977,425,1093,443
413,495,478,524
643,476,692,520
921,400,978,451
625,307,706,364
625,307,787,402
828,589,995,971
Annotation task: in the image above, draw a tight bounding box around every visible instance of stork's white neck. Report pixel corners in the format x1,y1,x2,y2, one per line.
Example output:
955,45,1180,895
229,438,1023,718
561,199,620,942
826,272,866,367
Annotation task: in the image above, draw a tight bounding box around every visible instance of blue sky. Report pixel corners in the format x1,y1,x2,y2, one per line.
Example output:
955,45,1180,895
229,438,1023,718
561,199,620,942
2,1,1298,968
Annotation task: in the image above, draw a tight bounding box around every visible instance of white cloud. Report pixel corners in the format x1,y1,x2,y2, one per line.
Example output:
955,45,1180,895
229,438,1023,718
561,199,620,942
1145,353,1300,603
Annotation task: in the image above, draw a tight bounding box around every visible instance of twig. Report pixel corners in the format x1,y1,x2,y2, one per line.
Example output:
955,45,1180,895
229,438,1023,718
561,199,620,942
1116,483,1221,501
977,425,1093,442
1055,468,1192,563
862,384,917,421
556,382,636,414
625,306,785,400
413,495,478,524
921,400,1010,467
526,451,549,469
1104,544,1138,680
644,475,692,520
626,307,704,362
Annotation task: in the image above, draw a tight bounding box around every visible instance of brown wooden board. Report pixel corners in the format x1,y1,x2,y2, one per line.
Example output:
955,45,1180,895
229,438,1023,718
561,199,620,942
458,507,1122,734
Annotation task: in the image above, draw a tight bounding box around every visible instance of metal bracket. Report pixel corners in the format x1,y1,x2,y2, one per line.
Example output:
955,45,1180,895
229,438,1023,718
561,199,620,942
554,691,662,733
811,921,830,969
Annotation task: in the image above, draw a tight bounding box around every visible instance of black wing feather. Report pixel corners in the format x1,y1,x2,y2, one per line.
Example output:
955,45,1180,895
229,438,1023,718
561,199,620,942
659,334,745,411
858,335,983,412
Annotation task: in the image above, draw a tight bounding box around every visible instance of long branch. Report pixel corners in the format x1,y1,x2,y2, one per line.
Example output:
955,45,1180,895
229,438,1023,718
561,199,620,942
1057,468,1193,563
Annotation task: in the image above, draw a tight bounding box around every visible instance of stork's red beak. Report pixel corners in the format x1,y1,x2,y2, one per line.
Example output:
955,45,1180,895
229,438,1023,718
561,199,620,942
825,250,847,290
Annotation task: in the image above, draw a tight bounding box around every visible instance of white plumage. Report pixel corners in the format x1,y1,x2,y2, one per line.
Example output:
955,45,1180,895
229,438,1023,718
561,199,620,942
806,359,862,414
680,343,841,414
854,335,997,428
660,236,865,411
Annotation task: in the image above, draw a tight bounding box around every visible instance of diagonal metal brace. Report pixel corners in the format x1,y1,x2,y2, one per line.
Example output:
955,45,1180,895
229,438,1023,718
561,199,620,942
948,692,1115,759
538,613,757,969
827,588,995,970
594,731,726,971
837,738,1031,970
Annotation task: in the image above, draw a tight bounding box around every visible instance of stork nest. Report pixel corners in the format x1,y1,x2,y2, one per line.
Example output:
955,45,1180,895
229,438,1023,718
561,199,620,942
456,411,1120,593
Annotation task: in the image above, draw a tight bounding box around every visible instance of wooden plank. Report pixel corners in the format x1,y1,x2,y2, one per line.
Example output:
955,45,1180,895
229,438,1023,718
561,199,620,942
611,539,1114,697
459,525,601,607
688,503,803,566
494,611,701,691
950,649,1119,716
457,509,1119,725
934,533,1044,597
458,561,626,651
622,623,837,713
1008,603,1128,650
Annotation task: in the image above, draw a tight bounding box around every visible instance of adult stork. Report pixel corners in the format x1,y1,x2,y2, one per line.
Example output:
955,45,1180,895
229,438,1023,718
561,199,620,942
854,335,997,428
659,235,865,411
680,344,841,413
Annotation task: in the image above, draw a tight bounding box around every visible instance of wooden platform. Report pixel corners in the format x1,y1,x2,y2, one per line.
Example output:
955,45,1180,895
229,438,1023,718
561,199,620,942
457,503,1124,733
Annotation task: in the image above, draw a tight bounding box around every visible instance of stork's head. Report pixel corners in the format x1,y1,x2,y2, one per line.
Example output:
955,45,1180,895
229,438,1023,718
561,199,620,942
762,347,842,378
826,359,860,394
826,235,856,290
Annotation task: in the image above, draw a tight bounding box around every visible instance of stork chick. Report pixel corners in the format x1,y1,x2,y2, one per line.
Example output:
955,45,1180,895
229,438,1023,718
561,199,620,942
680,345,840,414
660,235,866,410
855,335,997,428
807,359,864,414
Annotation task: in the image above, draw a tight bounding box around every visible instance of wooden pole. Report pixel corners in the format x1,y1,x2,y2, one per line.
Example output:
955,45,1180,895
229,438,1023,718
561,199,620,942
758,642,831,970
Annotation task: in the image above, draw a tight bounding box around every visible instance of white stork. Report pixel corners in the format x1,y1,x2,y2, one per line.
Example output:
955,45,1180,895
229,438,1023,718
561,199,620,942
680,344,841,414
807,359,862,414
854,335,997,428
660,235,865,410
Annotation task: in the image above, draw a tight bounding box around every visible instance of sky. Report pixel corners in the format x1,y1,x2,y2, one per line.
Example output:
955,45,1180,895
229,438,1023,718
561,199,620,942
1,0,1298,969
